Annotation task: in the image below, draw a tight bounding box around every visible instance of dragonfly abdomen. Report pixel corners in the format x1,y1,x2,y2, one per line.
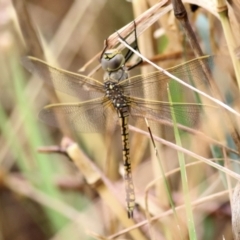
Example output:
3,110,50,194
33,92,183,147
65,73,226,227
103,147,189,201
119,115,135,218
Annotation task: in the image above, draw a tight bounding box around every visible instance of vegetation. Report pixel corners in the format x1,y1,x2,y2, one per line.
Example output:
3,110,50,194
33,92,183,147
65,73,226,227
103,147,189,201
1,0,240,239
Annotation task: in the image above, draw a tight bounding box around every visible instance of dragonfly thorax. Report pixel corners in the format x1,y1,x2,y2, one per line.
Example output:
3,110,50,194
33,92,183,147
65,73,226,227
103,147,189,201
103,67,128,83
101,49,125,72
104,81,129,114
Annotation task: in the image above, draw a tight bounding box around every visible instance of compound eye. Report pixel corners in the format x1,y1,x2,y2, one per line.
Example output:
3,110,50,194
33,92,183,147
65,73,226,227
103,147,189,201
101,51,124,71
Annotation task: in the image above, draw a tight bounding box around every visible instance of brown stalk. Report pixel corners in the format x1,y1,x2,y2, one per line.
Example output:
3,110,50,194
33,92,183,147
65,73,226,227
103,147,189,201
80,0,169,73
110,189,230,239
171,0,240,153
12,0,44,58
128,116,238,155
36,136,148,239
12,0,73,137
232,182,240,240
64,139,148,240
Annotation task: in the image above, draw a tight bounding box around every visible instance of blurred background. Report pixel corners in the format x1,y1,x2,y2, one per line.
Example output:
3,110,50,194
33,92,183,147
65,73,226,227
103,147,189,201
0,0,240,239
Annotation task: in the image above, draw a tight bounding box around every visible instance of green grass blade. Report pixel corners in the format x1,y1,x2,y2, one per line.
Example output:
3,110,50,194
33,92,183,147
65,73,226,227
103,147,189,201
168,84,197,240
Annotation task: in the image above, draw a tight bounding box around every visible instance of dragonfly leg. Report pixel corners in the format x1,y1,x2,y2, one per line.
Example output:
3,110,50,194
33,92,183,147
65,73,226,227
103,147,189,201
127,56,143,71
100,38,109,61
124,21,138,61
117,21,143,70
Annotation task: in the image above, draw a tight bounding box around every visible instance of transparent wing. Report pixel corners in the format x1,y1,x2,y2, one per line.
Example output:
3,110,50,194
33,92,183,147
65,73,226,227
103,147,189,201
120,56,213,99
39,98,119,132
129,97,203,128
22,56,105,101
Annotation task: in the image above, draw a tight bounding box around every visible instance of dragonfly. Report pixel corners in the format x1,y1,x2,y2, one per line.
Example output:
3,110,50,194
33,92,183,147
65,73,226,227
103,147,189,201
22,26,213,218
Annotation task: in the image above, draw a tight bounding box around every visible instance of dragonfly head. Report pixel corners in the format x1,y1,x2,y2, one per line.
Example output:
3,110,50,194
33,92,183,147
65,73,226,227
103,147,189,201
101,49,125,72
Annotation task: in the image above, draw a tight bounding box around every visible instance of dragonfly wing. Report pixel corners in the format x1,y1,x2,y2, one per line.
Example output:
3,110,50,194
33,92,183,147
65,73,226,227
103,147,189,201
39,98,117,133
129,98,202,128
121,56,213,99
22,56,105,101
